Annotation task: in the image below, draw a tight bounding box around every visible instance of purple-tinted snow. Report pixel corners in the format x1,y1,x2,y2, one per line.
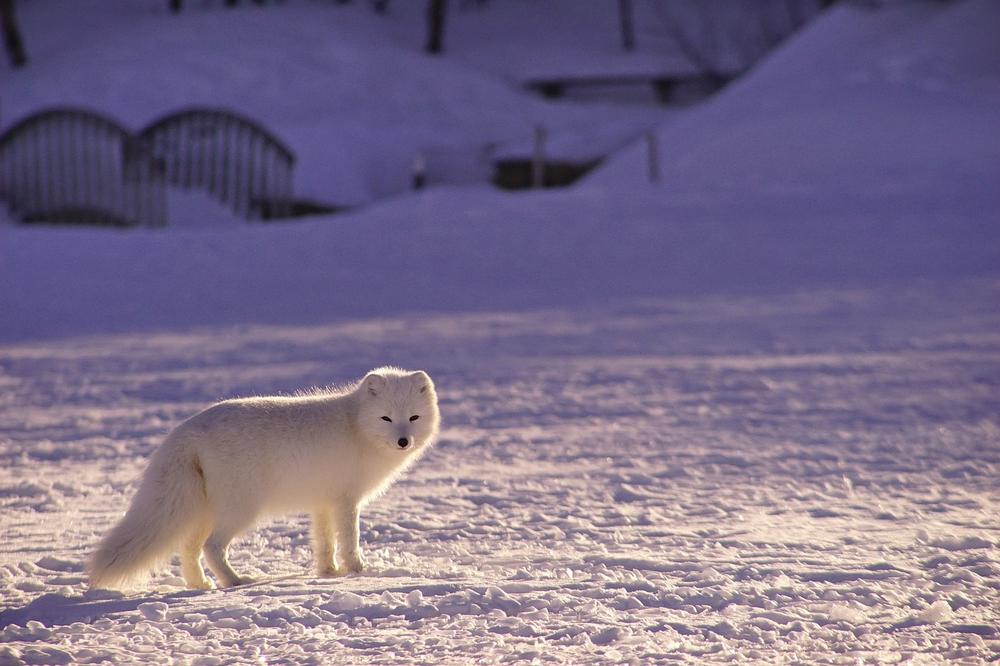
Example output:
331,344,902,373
1,1,998,664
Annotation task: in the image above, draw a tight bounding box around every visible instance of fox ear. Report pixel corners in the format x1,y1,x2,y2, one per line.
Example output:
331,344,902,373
410,370,433,394
365,373,386,397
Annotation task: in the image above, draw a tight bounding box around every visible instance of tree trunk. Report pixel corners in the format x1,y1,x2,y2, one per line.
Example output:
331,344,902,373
0,0,27,68
425,0,447,54
618,0,634,51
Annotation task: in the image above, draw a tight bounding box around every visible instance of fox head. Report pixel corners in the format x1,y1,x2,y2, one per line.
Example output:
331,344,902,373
357,367,440,453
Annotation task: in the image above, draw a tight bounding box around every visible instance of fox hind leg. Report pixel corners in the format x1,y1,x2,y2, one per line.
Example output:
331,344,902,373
181,518,213,590
203,512,256,587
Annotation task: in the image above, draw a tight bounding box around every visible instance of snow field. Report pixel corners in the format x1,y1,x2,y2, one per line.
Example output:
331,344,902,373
1,282,998,663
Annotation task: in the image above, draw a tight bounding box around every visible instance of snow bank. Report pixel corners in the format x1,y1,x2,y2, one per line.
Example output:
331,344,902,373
590,0,1000,199
1,181,996,341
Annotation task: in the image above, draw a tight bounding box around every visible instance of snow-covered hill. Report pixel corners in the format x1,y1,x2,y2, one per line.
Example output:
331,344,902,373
1,0,660,205
0,181,996,342
590,0,1000,199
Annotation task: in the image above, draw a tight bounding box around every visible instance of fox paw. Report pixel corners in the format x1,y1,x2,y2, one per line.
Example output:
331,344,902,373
341,555,366,574
187,578,212,590
318,564,343,578
220,575,255,588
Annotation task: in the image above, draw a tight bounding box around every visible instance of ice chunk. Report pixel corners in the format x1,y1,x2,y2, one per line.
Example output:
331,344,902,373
826,604,865,624
34,556,82,572
138,602,168,621
590,626,626,645
771,574,794,589
914,600,952,625
322,592,365,612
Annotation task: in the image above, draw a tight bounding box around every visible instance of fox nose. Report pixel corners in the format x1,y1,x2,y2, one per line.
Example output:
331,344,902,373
397,437,410,449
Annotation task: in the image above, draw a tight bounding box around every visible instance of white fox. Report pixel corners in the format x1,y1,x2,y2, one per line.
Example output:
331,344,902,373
88,367,440,590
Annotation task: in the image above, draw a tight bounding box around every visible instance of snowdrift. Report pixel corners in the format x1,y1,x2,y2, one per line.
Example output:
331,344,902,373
590,0,1000,198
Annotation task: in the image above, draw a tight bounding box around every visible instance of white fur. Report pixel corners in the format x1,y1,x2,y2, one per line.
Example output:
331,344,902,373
88,367,440,590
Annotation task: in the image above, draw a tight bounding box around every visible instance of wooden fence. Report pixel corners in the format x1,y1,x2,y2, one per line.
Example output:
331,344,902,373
139,108,295,219
0,106,296,226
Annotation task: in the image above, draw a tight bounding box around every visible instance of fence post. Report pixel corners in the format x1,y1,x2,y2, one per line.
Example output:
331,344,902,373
532,125,546,189
646,131,659,184
411,151,426,190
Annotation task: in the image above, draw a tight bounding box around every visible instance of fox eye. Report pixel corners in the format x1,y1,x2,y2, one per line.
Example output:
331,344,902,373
409,415,420,422
381,416,392,422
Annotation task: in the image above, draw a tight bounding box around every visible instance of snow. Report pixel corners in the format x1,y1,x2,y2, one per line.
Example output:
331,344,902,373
1,0,999,663
1,0,662,205
590,0,1000,199
136,602,169,622
1,290,998,662
913,601,953,626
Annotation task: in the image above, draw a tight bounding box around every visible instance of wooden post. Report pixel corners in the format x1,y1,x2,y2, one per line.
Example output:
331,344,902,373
532,125,546,189
411,151,426,190
646,131,659,184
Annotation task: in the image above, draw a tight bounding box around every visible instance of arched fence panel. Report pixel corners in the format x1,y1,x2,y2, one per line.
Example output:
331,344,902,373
138,108,295,219
0,108,166,227
0,107,295,226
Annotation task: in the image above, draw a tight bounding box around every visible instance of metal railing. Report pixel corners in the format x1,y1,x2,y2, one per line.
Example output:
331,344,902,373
0,107,166,226
0,106,296,226
139,108,295,219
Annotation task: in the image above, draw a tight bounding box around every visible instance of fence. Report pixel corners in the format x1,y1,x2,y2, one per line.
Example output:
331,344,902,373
139,108,295,219
0,106,296,226
0,107,166,226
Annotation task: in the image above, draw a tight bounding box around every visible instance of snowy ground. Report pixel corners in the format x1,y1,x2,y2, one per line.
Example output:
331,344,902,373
1,280,998,664
1,0,999,663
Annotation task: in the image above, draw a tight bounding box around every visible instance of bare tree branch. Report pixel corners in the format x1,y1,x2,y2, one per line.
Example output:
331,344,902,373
0,0,27,68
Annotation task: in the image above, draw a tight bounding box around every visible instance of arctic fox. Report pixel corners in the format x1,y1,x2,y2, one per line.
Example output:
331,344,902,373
88,367,440,590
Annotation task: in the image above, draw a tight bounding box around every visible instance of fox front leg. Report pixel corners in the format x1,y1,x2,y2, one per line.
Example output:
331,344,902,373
333,502,366,573
312,508,340,577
